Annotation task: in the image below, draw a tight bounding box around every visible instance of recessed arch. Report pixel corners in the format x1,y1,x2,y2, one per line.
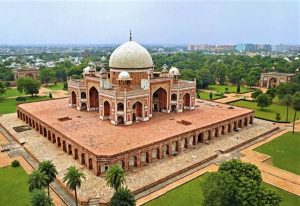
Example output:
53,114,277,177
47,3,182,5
132,101,143,122
104,101,110,118
152,87,167,112
89,86,99,110
71,91,77,106
183,93,191,109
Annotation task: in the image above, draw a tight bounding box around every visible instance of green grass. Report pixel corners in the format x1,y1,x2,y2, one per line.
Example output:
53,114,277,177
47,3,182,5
262,182,300,206
1,87,20,98
231,100,300,122
44,82,64,91
143,173,300,206
197,90,224,100
144,173,208,206
0,96,50,114
207,84,252,94
0,166,30,206
255,132,300,175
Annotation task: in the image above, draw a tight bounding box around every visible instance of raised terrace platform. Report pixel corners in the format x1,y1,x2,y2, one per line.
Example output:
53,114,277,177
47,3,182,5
17,98,254,175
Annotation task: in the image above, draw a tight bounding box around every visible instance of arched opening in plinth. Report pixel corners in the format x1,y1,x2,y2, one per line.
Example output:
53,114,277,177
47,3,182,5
71,91,77,107
171,104,177,112
244,118,248,126
68,144,72,155
47,131,51,141
221,126,225,135
152,148,159,160
104,101,110,119
129,156,138,168
43,128,47,137
214,128,219,137
198,132,203,143
36,123,39,131
88,158,93,170
207,130,212,141
152,87,167,112
52,134,56,144
183,93,191,110
227,123,231,133
269,78,277,88
184,138,188,148
74,149,78,160
234,122,237,131
250,116,253,124
57,137,61,147
81,153,85,165
62,141,67,152
163,145,170,156
238,119,242,128
89,86,99,110
132,101,143,122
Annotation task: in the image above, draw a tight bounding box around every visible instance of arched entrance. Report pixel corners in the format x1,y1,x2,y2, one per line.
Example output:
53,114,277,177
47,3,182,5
269,78,277,88
132,102,143,122
71,91,76,107
117,102,124,111
89,87,99,110
117,116,124,125
81,92,86,99
171,105,176,112
152,88,167,112
103,101,110,119
171,94,177,101
183,93,191,110
81,103,87,111
198,132,203,143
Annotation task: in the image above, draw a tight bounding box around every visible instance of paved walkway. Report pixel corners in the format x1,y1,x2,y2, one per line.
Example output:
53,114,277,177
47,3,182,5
200,89,253,104
0,126,75,206
39,87,68,99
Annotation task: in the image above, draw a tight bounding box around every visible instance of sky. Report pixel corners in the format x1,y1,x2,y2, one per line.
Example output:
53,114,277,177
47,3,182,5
0,0,299,45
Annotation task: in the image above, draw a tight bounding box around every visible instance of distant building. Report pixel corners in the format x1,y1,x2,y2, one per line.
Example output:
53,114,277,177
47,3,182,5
188,44,234,52
260,72,295,88
235,44,256,52
256,44,272,51
12,68,39,86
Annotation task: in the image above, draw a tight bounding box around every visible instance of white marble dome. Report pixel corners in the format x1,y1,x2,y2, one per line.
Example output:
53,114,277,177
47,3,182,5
169,67,180,75
109,41,153,69
118,71,131,80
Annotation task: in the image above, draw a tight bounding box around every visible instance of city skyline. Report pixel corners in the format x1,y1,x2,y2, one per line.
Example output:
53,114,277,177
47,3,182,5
0,1,299,45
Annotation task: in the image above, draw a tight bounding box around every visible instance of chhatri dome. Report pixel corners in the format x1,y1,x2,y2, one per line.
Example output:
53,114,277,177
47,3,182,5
109,32,153,69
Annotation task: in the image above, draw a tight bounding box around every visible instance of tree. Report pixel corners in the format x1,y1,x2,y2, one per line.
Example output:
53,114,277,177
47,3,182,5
275,113,281,122
24,78,41,96
266,87,276,99
0,81,6,96
282,94,293,122
17,77,26,95
63,166,86,206
251,89,262,99
30,189,53,206
106,165,125,191
39,69,52,85
292,93,300,133
28,170,49,191
110,187,136,206
38,160,58,197
202,160,281,206
256,94,272,110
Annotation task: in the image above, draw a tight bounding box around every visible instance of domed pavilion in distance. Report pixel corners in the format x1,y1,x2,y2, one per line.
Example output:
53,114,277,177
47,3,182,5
17,35,254,176
68,36,196,125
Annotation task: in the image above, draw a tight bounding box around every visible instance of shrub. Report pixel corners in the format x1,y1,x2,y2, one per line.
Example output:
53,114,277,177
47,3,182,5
16,96,26,102
275,113,281,122
49,92,53,99
12,160,20,167
251,89,263,99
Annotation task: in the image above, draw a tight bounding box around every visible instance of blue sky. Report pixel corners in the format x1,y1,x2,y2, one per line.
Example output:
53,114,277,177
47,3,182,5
0,1,299,45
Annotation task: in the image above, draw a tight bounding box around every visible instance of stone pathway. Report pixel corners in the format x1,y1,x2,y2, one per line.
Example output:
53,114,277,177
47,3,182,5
39,87,68,99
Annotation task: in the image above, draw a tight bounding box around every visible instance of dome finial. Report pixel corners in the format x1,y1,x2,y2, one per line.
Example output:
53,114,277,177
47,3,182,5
129,30,132,41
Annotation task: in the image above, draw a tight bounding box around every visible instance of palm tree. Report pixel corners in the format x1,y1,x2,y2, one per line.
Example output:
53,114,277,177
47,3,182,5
63,166,86,206
282,94,293,122
30,189,53,206
38,160,58,197
28,170,49,191
110,187,136,206
292,94,300,133
106,164,125,191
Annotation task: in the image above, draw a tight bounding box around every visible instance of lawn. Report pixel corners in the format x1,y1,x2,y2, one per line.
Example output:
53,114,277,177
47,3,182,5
255,132,300,175
143,173,300,206
0,166,30,206
144,173,208,206
207,84,252,94
0,96,50,114
262,182,300,206
231,100,300,122
1,87,20,98
44,82,64,91
197,90,225,100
